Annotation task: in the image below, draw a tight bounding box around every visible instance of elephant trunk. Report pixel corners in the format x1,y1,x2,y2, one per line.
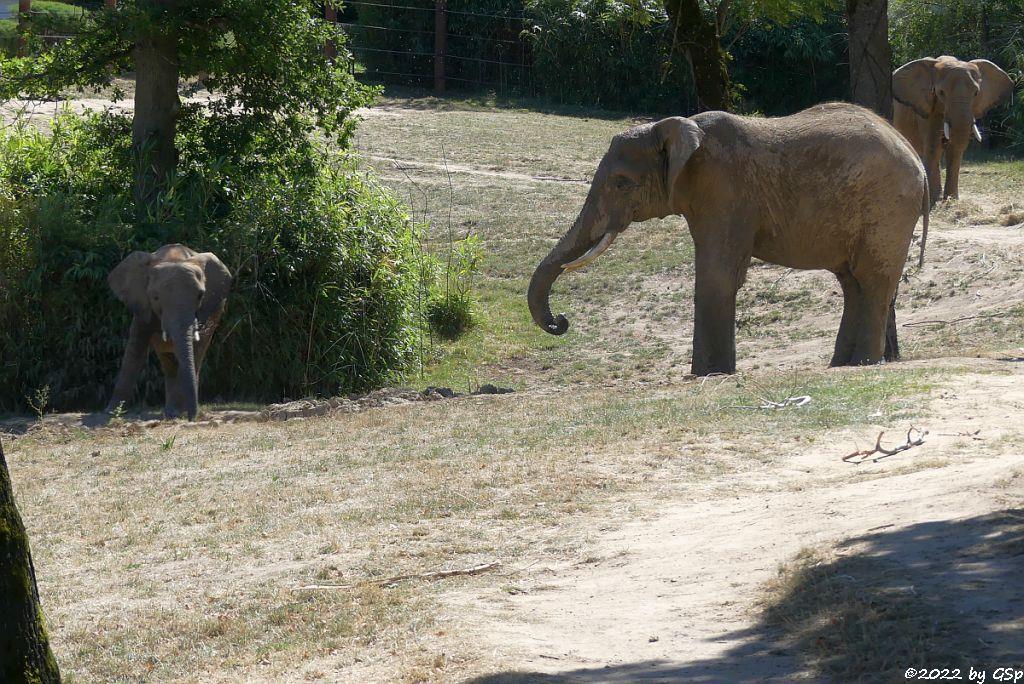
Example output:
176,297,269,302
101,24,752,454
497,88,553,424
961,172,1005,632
171,320,199,421
943,101,976,200
528,205,612,336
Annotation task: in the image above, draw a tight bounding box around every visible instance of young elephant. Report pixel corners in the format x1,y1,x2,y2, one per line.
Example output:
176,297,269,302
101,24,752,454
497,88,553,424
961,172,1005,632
893,56,1013,203
528,103,929,376
107,244,232,420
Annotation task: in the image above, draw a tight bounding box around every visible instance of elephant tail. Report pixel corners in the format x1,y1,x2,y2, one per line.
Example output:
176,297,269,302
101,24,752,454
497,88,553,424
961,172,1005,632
917,172,930,269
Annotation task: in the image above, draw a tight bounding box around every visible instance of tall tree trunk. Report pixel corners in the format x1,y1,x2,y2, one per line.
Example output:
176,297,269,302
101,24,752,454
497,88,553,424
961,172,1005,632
847,0,898,359
664,0,733,112
133,1,181,217
0,439,60,684
846,0,892,119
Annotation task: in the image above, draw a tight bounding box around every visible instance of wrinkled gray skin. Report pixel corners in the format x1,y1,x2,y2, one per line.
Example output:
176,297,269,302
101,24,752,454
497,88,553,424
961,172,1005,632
107,244,231,421
528,103,929,376
893,56,1013,203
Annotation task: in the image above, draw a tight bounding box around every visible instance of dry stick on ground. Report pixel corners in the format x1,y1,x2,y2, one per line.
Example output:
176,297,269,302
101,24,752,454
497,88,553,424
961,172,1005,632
903,314,1005,328
843,426,928,464
297,561,501,591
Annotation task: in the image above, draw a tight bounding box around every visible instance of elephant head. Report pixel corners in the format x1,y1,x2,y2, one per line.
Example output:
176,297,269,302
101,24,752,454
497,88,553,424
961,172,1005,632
108,244,231,420
893,56,1013,199
528,118,704,335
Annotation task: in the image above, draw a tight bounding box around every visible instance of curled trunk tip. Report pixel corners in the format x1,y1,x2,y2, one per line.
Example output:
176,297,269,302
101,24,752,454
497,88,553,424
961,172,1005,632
545,314,569,336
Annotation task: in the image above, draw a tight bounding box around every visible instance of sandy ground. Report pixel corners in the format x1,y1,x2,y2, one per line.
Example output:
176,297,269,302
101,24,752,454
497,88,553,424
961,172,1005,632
458,364,1024,682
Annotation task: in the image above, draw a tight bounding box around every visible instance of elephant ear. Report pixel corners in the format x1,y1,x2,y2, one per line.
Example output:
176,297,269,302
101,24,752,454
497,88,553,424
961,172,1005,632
893,58,938,118
193,252,232,324
971,59,1014,118
652,117,704,207
108,251,153,322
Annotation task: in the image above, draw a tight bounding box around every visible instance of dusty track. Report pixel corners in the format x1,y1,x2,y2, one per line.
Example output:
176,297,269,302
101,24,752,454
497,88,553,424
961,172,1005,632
461,365,1024,681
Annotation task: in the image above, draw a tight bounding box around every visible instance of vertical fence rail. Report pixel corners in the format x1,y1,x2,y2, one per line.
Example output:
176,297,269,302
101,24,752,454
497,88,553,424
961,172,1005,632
325,3,338,59
17,0,31,56
433,1,447,94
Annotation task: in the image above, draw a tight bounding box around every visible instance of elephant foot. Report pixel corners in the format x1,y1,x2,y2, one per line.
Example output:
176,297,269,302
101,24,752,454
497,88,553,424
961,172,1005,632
690,360,736,377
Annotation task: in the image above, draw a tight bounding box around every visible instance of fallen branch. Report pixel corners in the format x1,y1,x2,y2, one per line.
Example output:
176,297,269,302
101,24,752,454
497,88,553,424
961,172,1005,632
843,427,928,464
296,561,500,591
903,314,1004,328
731,395,811,410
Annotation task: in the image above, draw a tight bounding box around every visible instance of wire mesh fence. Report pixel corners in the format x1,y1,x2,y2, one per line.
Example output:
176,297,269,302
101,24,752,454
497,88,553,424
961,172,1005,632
337,1,537,97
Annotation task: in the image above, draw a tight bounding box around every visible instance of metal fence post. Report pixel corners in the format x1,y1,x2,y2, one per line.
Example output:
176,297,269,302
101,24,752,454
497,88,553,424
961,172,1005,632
17,0,30,56
325,3,338,59
434,0,447,94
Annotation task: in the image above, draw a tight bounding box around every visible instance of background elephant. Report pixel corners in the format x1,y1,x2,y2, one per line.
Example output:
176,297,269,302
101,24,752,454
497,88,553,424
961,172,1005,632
893,56,1014,203
528,103,929,376
107,244,231,421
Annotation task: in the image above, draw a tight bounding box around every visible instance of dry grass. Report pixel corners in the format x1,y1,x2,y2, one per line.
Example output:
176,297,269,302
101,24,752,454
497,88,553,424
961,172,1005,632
10,366,943,681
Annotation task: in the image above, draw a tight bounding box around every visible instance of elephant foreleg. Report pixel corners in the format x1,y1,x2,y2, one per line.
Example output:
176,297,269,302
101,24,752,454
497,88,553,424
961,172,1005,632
691,251,744,376
107,318,151,413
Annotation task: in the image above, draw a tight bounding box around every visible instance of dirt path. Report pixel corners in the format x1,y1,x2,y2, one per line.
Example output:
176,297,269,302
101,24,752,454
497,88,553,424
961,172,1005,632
458,364,1023,682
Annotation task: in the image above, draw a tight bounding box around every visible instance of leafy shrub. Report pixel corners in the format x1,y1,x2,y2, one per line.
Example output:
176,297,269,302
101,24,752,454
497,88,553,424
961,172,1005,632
730,9,849,116
525,0,696,111
426,235,482,340
426,290,477,340
0,111,428,412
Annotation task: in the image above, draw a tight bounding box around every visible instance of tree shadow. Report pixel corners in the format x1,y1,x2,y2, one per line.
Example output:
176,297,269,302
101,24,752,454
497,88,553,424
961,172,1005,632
466,510,1024,683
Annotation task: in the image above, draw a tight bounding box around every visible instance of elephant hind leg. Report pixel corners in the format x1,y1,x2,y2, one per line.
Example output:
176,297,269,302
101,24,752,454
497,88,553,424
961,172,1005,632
831,269,860,367
849,274,899,366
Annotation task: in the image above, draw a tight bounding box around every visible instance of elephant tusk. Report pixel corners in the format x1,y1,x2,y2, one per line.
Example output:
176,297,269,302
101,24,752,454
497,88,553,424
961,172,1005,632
162,330,168,342
973,123,983,142
562,233,616,272
193,319,201,342
943,122,951,140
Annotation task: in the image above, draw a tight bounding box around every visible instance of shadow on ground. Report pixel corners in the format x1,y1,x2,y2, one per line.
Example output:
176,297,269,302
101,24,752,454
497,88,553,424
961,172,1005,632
466,510,1024,683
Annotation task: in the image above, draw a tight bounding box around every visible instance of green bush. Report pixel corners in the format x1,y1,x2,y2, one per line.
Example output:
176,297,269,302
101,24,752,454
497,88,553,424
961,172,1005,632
0,111,428,412
730,9,850,116
426,235,481,340
525,0,696,111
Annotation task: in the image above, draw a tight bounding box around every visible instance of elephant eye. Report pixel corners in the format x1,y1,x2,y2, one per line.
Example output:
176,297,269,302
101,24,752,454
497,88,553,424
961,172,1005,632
614,176,635,190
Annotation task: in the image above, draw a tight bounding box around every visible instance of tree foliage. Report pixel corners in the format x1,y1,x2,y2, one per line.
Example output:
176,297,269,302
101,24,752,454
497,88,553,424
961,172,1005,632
0,0,374,155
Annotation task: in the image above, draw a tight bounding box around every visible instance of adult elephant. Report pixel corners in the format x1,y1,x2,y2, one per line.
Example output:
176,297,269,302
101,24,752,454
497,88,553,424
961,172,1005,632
893,56,1014,203
528,103,929,376
107,244,232,421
